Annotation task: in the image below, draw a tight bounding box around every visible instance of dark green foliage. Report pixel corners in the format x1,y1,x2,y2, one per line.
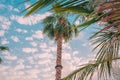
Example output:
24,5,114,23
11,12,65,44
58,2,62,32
0,46,9,51
42,14,79,42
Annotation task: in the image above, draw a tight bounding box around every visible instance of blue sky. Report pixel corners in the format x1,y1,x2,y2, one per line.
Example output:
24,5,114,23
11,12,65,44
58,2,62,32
0,0,98,80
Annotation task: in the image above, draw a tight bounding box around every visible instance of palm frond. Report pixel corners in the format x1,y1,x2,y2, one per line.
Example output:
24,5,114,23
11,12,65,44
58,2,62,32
62,56,120,80
62,28,120,80
0,46,9,51
52,0,92,15
25,0,54,16
71,17,98,31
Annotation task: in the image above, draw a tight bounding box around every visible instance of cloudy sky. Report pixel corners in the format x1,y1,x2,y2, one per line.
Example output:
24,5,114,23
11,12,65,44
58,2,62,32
0,0,98,80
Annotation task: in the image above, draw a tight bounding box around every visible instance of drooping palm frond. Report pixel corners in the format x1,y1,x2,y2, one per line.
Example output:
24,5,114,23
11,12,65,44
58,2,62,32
90,30,120,76
53,0,120,34
94,0,120,32
52,0,92,15
24,0,54,16
62,56,120,80
71,17,98,31
42,15,57,40
62,29,120,80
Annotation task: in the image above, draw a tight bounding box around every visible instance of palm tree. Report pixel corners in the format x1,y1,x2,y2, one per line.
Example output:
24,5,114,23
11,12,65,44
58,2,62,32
42,13,78,80
24,1,79,80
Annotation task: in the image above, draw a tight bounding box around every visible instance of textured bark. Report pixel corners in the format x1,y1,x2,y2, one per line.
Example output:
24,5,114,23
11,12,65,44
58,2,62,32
55,35,63,80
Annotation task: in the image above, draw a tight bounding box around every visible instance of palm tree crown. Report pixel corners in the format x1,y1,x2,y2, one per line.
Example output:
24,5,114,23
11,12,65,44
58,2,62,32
42,13,78,42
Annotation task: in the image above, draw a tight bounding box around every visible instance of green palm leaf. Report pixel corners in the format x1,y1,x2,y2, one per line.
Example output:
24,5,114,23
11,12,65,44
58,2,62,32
25,0,54,16
52,0,92,15
62,57,120,80
0,46,9,51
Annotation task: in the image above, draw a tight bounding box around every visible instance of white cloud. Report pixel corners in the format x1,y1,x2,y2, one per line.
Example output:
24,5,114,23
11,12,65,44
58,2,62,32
26,69,40,79
1,38,9,45
73,51,79,56
17,59,24,64
75,20,80,25
4,55,17,60
1,51,10,55
25,37,33,41
10,12,52,25
15,28,27,33
24,3,30,9
27,57,35,64
39,43,47,49
0,4,5,8
34,53,53,59
0,65,9,71
63,52,72,60
0,16,11,30
0,30,5,36
22,48,38,53
14,63,25,70
38,59,51,65
11,36,20,42
32,30,43,39
73,32,84,40
13,8,19,12
49,46,56,52
63,43,71,49
30,42,37,47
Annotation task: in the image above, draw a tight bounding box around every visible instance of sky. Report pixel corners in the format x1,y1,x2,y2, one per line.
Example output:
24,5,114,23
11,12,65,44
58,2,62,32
0,0,99,80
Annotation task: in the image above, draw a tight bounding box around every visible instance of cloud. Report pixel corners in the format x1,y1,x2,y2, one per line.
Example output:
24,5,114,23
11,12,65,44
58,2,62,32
0,4,5,8
27,57,35,64
73,32,84,40
4,55,17,60
73,51,79,56
38,59,51,65
14,63,25,70
30,42,37,47
0,16,11,30
39,43,47,49
10,12,52,25
32,30,43,39
0,65,9,71
13,8,19,12
34,53,54,59
22,48,38,53
1,38,9,45
0,30,5,36
15,28,27,33
11,36,20,42
25,37,33,41
75,20,80,25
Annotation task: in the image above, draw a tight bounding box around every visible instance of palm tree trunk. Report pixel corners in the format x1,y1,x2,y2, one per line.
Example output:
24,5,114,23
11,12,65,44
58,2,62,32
55,35,63,80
